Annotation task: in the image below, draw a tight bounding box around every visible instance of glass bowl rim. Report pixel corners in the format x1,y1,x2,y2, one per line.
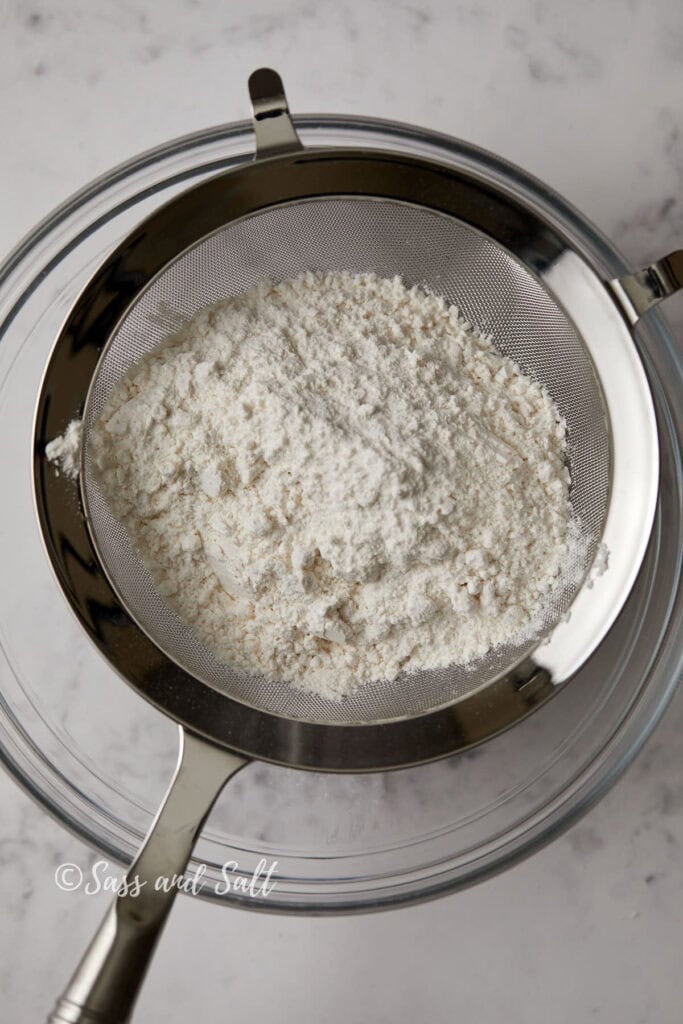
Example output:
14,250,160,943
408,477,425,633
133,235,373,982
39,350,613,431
0,112,681,913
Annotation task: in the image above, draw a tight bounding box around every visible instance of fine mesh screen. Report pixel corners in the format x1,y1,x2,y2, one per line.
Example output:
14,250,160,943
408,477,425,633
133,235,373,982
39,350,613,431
81,197,610,725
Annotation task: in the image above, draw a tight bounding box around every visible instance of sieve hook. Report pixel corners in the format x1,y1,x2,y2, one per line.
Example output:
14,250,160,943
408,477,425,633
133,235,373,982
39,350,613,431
248,67,303,158
609,249,683,324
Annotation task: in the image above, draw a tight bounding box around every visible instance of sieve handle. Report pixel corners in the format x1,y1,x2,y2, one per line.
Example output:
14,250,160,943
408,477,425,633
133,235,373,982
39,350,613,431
610,250,683,324
47,727,248,1024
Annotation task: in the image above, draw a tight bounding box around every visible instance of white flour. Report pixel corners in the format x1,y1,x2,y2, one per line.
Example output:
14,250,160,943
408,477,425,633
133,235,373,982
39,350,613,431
45,419,82,480
57,272,576,700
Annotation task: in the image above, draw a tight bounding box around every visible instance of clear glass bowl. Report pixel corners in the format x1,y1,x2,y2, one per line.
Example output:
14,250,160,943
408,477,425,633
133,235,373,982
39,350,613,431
0,116,681,912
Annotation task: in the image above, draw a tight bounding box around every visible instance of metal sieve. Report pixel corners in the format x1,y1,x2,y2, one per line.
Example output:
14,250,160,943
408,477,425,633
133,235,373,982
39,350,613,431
33,70,676,1023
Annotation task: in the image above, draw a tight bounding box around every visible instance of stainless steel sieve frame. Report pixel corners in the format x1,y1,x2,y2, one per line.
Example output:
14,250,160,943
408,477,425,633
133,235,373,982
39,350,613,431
34,75,662,772
31,70,678,1024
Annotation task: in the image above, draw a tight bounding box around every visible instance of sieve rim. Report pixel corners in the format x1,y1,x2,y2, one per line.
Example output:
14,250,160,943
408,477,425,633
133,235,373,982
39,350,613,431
33,145,659,769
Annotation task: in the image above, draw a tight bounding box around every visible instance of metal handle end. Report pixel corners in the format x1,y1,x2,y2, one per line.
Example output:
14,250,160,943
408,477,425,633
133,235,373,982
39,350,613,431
49,996,116,1023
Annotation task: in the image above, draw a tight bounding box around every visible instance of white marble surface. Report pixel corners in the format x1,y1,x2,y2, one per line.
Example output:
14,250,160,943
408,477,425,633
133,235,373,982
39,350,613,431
1,0,683,1021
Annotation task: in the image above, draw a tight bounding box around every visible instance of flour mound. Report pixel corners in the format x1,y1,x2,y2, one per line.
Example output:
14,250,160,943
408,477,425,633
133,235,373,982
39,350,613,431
88,272,573,700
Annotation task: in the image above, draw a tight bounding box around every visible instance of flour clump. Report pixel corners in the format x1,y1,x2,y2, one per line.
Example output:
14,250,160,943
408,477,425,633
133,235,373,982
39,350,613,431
86,272,575,700
45,419,82,480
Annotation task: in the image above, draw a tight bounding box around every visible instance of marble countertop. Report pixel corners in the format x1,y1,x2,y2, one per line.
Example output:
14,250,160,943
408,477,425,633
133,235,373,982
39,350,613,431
1,0,682,1021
